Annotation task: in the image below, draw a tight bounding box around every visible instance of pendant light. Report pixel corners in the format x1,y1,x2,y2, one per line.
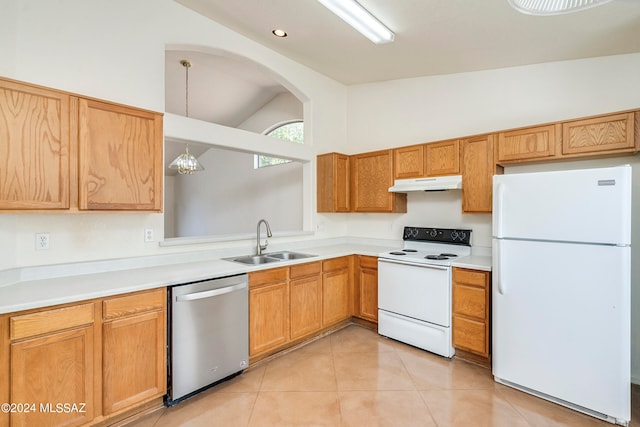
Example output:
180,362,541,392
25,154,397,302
169,59,204,174
507,0,613,15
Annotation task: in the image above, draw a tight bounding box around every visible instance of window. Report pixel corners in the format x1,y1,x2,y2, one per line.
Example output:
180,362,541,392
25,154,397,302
255,121,304,168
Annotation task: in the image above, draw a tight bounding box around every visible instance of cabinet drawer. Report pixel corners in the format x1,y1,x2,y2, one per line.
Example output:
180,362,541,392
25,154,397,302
290,261,321,279
103,289,165,320
453,268,488,288
358,255,378,270
10,303,95,341
249,267,288,287
323,257,349,272
453,284,486,320
452,316,487,356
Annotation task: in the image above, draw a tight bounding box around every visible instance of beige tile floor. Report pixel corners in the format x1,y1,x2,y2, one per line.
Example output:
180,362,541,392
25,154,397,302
126,325,639,427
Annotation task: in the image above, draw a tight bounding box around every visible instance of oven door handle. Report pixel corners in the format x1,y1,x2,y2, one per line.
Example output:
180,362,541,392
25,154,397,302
378,258,449,270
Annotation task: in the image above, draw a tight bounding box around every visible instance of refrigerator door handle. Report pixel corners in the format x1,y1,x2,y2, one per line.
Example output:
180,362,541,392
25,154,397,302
494,183,505,238
493,240,504,295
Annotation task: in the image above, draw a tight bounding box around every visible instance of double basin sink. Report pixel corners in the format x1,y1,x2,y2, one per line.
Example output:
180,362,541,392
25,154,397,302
226,251,316,265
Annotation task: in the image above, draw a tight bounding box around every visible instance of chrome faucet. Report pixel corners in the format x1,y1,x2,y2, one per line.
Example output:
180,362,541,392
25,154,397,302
256,219,272,255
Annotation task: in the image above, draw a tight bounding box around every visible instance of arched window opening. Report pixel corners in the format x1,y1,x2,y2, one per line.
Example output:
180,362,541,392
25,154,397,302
255,121,304,168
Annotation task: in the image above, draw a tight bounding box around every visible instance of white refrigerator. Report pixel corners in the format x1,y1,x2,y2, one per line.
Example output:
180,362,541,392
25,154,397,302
492,165,631,425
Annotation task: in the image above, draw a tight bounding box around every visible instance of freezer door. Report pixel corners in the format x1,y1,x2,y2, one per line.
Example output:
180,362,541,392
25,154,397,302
493,166,631,245
492,239,630,422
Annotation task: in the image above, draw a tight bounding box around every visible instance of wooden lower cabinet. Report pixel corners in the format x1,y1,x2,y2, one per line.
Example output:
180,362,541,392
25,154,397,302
452,268,491,366
322,257,352,326
249,257,354,362
102,289,166,415
355,256,378,323
10,326,95,427
0,288,167,427
7,302,97,427
289,262,322,341
249,268,290,358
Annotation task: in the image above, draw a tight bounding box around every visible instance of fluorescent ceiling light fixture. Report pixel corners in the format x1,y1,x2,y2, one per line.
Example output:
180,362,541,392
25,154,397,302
317,0,395,44
508,0,614,15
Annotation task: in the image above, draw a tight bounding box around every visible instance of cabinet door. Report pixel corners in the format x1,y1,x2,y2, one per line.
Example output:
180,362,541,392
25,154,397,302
77,98,162,211
425,140,460,176
0,78,70,210
10,327,94,427
497,124,560,163
462,135,499,213
562,112,635,155
317,153,349,212
452,268,490,359
394,145,424,179
290,275,322,340
102,310,166,415
249,281,289,357
356,256,378,323
322,266,350,326
351,150,406,213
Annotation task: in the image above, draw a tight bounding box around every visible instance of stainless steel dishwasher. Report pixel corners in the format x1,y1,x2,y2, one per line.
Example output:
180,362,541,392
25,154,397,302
166,273,248,405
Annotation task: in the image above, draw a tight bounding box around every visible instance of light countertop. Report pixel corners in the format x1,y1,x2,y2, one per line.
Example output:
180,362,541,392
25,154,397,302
0,242,491,315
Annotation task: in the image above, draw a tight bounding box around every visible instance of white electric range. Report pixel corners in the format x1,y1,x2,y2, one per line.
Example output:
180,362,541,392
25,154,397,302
377,226,472,357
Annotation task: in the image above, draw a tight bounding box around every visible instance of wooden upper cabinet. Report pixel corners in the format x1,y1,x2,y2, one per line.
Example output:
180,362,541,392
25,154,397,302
425,139,460,176
462,134,501,213
394,144,424,179
497,124,560,163
0,78,70,210
78,99,163,211
351,149,406,213
317,152,349,212
562,112,636,156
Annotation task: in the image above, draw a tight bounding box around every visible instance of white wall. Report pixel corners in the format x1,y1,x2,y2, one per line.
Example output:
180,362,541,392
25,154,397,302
170,147,303,237
238,92,303,133
344,53,640,248
1,0,347,269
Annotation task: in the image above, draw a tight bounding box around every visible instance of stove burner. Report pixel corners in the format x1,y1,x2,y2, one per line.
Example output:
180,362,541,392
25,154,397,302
440,253,458,257
402,249,418,252
389,251,407,255
425,255,448,260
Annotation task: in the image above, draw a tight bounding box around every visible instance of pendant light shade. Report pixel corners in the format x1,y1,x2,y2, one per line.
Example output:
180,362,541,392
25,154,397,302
169,145,204,175
508,0,613,15
169,59,204,174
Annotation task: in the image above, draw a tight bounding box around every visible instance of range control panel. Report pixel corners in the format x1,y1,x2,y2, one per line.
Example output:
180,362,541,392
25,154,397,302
402,227,472,245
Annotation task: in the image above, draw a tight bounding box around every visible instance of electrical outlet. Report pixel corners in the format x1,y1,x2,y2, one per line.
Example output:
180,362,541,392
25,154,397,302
144,228,154,243
35,233,50,250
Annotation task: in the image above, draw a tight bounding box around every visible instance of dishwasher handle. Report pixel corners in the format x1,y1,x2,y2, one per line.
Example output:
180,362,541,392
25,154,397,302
175,282,247,302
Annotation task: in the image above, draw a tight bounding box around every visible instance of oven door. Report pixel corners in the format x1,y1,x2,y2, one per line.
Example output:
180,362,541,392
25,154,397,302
378,258,451,327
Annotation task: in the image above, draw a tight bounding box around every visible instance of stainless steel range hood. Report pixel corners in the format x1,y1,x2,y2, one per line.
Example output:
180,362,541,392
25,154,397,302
388,175,462,192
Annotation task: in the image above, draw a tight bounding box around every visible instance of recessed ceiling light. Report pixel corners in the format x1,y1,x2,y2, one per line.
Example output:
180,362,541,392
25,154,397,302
272,29,287,38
